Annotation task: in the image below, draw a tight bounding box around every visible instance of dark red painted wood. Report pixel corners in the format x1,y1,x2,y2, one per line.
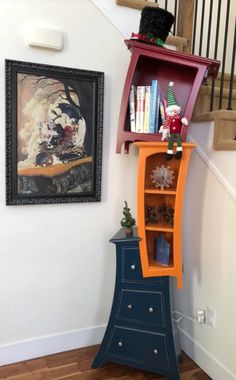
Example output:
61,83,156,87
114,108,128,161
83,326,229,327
116,39,220,153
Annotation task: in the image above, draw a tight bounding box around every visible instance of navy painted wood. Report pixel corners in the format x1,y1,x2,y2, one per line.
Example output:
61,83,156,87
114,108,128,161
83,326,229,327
92,228,180,380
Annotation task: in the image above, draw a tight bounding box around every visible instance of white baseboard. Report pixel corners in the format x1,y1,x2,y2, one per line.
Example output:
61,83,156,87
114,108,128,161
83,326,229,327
178,326,236,380
0,325,106,366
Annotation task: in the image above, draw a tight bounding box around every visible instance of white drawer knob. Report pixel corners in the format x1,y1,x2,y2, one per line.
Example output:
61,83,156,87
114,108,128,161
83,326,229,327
127,304,133,310
149,307,154,313
118,341,123,347
130,264,136,270
154,349,159,354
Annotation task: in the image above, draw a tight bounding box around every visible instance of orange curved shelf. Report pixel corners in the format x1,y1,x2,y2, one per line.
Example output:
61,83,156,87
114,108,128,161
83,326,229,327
134,141,196,288
145,189,177,195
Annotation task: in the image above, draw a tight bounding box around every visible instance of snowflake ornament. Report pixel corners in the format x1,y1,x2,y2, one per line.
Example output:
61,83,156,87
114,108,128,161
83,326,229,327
150,165,175,190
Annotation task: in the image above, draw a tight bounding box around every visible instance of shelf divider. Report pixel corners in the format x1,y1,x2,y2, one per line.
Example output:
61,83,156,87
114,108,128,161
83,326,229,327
145,189,177,195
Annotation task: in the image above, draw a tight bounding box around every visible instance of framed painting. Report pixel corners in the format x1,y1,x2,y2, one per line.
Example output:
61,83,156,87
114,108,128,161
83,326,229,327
6,60,104,205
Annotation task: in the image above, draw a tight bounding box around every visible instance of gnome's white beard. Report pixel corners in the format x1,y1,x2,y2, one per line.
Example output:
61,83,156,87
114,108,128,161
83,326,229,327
166,105,181,116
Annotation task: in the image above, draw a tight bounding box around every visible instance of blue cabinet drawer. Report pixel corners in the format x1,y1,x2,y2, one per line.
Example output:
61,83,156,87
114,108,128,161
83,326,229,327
121,247,162,284
107,326,170,369
121,247,142,282
117,289,165,327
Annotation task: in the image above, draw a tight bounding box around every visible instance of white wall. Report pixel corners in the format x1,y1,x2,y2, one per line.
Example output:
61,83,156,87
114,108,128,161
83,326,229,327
174,147,236,380
0,0,138,364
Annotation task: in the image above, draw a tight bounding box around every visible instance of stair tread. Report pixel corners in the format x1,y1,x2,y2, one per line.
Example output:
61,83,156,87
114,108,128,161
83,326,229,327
193,109,236,122
199,85,236,97
166,35,188,46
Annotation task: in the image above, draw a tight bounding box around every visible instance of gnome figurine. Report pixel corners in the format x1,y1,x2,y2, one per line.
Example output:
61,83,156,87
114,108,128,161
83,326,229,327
159,82,188,160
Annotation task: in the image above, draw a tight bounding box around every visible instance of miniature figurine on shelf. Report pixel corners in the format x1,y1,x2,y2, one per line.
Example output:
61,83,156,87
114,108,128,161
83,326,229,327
150,165,175,190
145,205,152,224
145,205,158,224
120,201,136,237
158,203,174,226
131,6,174,47
154,235,171,266
159,82,188,160
150,207,158,224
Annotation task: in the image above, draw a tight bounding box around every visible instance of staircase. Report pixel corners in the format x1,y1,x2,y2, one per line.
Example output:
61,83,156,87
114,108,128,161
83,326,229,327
192,73,236,150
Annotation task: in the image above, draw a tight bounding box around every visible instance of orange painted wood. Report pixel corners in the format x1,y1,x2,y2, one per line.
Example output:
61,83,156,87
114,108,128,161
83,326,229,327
134,141,196,288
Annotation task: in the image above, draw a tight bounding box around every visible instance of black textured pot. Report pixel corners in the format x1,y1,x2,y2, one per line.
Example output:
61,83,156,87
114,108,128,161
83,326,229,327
124,227,133,237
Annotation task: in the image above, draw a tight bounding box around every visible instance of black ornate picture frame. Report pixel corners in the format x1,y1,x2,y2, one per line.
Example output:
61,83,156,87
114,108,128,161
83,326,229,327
6,60,104,205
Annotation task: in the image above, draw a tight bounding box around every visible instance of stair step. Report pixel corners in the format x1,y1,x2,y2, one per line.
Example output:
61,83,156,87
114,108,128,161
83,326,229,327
116,0,159,10
166,35,188,52
193,84,236,117
193,109,236,122
199,84,236,98
192,110,236,151
214,72,236,90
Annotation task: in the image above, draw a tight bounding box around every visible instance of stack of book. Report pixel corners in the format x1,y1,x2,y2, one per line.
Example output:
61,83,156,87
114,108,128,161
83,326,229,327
129,80,166,134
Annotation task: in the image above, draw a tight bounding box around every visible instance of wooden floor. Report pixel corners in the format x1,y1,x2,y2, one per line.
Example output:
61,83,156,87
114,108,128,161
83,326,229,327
0,345,211,380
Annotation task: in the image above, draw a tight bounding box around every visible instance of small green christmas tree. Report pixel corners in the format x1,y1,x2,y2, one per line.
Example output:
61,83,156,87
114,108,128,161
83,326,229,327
120,201,136,230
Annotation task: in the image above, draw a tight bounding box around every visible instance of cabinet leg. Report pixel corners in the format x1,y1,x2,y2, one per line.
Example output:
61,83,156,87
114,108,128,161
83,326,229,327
169,371,181,380
91,351,107,369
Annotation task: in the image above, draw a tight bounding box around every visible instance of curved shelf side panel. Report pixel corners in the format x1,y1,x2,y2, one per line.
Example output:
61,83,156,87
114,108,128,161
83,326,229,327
173,144,197,286
116,51,140,154
136,147,149,276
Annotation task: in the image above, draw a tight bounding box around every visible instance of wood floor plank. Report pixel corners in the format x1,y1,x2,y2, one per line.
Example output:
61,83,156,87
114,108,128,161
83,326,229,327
24,359,48,373
47,363,81,379
0,346,211,380
191,370,212,380
46,351,79,369
0,363,27,378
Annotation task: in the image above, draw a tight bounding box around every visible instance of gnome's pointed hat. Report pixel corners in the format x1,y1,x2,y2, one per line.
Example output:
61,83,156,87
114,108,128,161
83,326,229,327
166,82,180,111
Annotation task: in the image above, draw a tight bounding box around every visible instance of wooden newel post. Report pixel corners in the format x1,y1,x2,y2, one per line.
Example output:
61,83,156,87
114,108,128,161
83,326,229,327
177,0,195,53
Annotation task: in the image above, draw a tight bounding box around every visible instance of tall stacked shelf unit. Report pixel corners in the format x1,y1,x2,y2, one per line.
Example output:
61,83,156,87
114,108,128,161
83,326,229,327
93,40,220,379
116,39,219,285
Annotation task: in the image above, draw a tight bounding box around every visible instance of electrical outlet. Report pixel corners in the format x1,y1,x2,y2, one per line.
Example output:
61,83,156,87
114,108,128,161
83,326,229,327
206,307,216,327
196,310,206,324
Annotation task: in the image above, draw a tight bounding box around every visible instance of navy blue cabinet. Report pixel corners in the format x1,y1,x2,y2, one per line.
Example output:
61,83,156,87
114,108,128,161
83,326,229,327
92,228,180,380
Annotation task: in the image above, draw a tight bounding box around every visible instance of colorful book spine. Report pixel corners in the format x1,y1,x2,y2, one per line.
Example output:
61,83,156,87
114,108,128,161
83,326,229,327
129,85,136,132
143,86,151,133
149,80,158,133
155,91,161,132
136,86,145,133
160,100,166,125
